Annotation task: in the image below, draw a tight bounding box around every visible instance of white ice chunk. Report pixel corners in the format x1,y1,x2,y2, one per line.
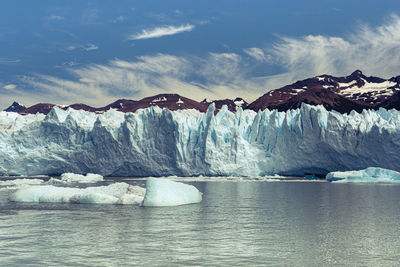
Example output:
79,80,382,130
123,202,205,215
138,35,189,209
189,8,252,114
141,178,202,206
326,167,400,183
10,183,145,205
0,178,44,186
48,173,103,184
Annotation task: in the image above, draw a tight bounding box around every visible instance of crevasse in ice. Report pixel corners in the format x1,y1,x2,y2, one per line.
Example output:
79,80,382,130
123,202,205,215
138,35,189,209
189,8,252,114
1,104,400,176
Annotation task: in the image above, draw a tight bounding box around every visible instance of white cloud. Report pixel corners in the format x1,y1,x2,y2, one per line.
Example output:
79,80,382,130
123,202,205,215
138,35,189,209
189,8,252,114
266,14,400,87
65,45,77,51
243,47,270,62
0,58,21,64
84,44,99,51
129,24,195,40
113,15,127,23
16,53,266,107
48,15,64,21
3,84,16,90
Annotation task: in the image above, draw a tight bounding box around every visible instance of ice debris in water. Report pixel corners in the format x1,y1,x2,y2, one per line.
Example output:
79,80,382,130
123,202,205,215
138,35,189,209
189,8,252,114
0,178,44,186
326,167,400,183
0,178,45,190
48,173,103,184
10,178,202,206
141,178,202,206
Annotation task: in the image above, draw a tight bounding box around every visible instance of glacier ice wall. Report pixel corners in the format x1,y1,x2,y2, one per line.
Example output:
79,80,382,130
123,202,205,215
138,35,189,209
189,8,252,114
1,103,400,177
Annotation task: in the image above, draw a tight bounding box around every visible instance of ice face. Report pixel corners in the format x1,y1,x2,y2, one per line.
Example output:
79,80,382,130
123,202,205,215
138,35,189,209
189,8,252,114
48,173,103,184
141,178,202,206
326,167,400,183
2,104,400,177
10,183,146,205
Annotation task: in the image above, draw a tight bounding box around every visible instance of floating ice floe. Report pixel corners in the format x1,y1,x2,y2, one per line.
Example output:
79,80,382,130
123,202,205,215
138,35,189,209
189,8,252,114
326,167,400,183
10,182,145,205
141,178,202,206
48,173,103,184
10,178,202,206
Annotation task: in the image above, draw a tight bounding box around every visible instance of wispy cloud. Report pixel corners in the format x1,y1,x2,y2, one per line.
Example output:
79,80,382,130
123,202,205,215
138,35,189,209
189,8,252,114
84,44,99,51
266,14,400,86
129,24,195,40
13,53,266,107
0,58,21,64
81,8,100,25
48,15,64,21
243,47,270,62
3,84,16,90
113,15,127,23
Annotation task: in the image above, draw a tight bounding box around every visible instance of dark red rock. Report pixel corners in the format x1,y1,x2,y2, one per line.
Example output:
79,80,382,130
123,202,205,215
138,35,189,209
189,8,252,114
22,103,56,115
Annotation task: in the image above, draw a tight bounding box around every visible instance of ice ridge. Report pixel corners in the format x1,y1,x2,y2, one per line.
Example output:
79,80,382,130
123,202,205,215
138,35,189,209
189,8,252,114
1,104,400,176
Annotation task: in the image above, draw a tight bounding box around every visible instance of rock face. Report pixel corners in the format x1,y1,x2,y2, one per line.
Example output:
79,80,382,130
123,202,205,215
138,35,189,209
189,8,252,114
1,104,400,177
201,97,248,112
247,70,400,113
4,102,26,113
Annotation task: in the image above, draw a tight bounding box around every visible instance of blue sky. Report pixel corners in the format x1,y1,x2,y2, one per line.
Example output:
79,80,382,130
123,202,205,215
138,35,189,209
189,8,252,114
1,0,400,108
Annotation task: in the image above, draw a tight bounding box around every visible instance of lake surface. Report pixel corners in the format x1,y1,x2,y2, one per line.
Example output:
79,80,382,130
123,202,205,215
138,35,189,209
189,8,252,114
1,178,400,266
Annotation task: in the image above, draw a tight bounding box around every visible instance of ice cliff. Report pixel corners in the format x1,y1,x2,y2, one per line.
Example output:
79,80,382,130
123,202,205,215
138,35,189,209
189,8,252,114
1,103,400,177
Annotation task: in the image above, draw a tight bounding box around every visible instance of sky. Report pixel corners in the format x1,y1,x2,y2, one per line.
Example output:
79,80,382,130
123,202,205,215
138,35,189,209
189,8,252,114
1,0,400,109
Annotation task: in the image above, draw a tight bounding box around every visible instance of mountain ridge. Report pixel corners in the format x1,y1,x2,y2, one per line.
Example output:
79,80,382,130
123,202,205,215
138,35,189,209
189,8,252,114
5,70,400,115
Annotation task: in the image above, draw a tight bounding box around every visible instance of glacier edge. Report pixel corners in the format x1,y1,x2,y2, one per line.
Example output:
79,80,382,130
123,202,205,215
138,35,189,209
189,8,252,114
1,103,400,177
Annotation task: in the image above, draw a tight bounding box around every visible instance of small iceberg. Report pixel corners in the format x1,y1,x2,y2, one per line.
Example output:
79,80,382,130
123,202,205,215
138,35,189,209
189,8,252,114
141,178,202,207
326,167,400,183
10,182,145,205
48,173,104,184
10,178,202,206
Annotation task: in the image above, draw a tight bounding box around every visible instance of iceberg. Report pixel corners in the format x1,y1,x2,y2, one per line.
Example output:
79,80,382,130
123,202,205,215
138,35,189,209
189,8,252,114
326,167,400,182
2,104,400,177
141,178,202,206
10,183,145,205
48,173,103,184
10,178,202,206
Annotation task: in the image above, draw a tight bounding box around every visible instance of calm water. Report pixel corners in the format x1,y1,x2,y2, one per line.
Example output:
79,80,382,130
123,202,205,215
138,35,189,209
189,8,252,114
1,179,400,266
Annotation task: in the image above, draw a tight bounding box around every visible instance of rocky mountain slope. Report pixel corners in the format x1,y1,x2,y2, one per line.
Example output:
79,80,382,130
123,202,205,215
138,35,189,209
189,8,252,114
247,70,400,113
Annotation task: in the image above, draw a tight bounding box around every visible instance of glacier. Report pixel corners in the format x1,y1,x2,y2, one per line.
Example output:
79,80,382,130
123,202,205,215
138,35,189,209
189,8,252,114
1,103,400,177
